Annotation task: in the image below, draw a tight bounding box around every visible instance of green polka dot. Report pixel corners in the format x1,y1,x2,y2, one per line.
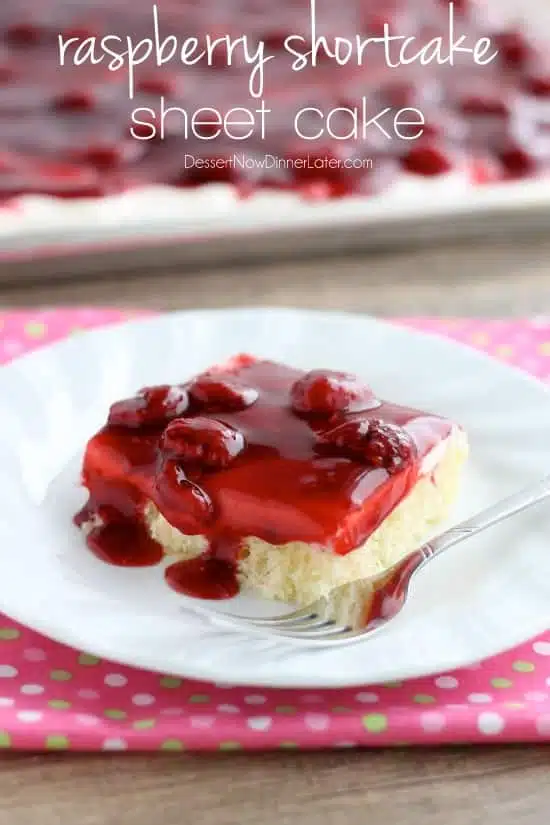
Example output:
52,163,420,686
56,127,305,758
413,694,436,704
383,681,403,689
0,628,20,640
50,670,72,682
160,739,185,751
362,713,388,733
24,321,47,339
133,719,156,730
104,709,127,720
188,694,210,704
45,736,70,750
512,660,535,673
160,676,182,689
0,732,11,748
279,741,299,749
78,653,101,666
491,678,513,689
275,705,297,715
219,741,242,751
48,700,71,710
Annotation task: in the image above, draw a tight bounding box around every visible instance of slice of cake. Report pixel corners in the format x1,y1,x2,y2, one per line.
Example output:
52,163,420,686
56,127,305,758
75,354,468,611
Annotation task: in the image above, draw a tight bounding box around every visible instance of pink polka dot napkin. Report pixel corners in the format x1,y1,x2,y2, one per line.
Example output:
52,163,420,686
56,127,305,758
0,308,548,751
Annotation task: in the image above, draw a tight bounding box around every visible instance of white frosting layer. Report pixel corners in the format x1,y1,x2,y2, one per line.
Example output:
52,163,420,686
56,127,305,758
1,171,550,252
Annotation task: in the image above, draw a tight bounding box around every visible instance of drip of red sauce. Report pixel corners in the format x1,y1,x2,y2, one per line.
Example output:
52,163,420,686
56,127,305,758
166,557,240,600
74,356,452,600
0,1,549,201
360,551,425,628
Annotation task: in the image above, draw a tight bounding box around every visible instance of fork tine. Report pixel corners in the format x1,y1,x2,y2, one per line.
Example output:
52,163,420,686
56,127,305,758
264,625,362,642
230,606,321,626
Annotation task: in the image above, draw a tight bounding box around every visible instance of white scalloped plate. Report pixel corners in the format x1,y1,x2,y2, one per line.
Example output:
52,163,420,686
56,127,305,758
1,308,550,688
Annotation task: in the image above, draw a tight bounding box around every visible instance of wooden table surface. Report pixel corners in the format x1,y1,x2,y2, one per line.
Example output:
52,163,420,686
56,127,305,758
1,234,550,825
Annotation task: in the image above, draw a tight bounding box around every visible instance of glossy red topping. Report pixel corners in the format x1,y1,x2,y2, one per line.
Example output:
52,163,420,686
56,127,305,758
319,418,416,474
188,375,259,412
161,417,245,469
401,144,454,177
290,370,379,417
0,1,549,202
107,385,189,429
75,355,453,599
494,30,533,69
155,460,214,528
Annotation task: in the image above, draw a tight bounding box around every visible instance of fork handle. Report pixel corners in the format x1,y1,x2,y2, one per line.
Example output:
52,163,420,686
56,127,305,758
428,474,550,558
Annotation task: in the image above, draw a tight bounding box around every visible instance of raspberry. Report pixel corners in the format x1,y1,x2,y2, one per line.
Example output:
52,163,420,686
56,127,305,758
498,144,537,178
188,374,258,411
320,418,416,474
523,74,550,98
494,31,532,69
290,370,377,417
459,96,510,118
161,417,245,469
401,144,453,176
107,385,189,428
53,90,95,112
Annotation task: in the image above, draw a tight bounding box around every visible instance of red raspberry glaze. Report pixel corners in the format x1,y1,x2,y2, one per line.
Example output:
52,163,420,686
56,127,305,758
290,370,379,416
108,385,189,428
75,355,452,601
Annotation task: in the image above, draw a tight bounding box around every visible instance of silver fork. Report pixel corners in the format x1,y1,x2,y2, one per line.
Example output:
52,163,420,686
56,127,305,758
212,475,550,646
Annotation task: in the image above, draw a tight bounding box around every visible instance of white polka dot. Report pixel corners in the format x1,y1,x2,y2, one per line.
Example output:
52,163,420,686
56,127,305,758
0,698,14,707
190,715,215,729
304,713,330,731
20,684,44,696
77,689,100,700
355,692,379,703
217,704,240,714
102,738,128,751
244,694,267,705
525,692,547,702
533,641,550,657
477,712,505,736
468,693,493,704
435,676,459,689
535,714,550,736
546,677,550,688
22,648,46,662
0,665,17,678
75,714,100,726
247,716,272,732
420,711,447,733
131,693,156,706
104,673,128,688
16,711,43,723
